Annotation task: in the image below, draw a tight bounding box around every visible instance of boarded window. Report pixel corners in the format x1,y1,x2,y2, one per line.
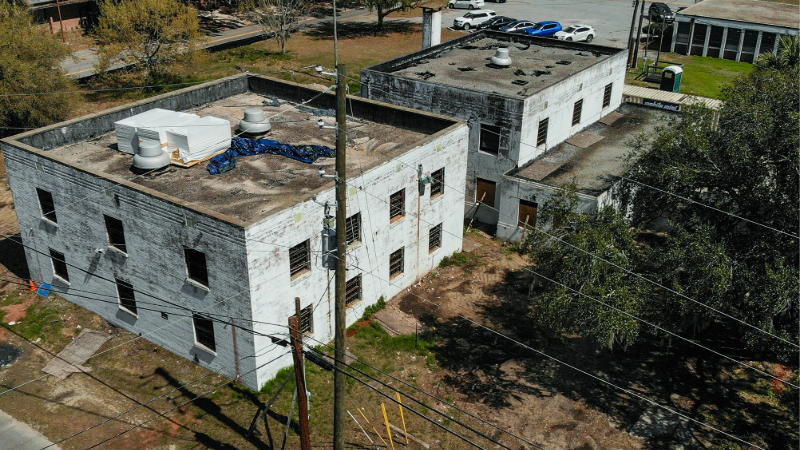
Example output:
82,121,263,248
104,215,127,253
299,304,314,334
390,189,405,222
289,240,310,278
476,178,496,208
518,200,538,228
479,124,501,155
429,223,442,253
572,99,583,126
184,247,209,287
37,188,57,223
346,275,362,307
602,83,613,108
193,314,216,351
537,118,549,146
430,168,445,198
346,213,361,245
49,249,69,282
116,278,137,315
390,248,404,278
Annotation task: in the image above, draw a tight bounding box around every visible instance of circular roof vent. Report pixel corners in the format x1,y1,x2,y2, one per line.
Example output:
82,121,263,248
239,108,272,135
490,47,512,67
133,140,171,171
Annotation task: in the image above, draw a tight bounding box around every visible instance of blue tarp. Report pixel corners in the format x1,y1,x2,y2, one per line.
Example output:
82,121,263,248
207,138,336,175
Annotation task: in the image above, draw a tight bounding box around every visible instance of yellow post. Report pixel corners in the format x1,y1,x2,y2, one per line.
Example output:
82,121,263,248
396,392,409,445
358,407,387,446
381,403,396,450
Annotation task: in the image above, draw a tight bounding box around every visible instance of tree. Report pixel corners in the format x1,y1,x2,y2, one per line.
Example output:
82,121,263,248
361,0,427,32
0,3,77,136
524,58,799,359
525,186,651,350
621,58,799,357
241,0,308,55
94,0,203,78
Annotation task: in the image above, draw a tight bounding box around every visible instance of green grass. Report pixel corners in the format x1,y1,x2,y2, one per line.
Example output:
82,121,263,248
626,52,755,99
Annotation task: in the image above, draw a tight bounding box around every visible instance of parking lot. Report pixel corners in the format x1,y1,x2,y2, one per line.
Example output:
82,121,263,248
439,0,696,47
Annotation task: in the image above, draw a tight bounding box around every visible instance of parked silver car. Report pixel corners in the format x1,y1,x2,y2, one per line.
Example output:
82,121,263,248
448,0,485,10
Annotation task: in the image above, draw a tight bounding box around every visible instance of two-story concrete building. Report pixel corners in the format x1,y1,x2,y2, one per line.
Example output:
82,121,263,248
0,74,468,390
360,31,628,239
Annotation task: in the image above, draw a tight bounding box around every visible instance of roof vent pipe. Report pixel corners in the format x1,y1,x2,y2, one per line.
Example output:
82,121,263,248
490,47,512,67
133,140,171,171
239,108,272,135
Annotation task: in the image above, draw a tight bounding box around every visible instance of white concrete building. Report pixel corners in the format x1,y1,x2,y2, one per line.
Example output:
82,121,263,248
670,0,799,63
360,32,628,239
0,74,468,390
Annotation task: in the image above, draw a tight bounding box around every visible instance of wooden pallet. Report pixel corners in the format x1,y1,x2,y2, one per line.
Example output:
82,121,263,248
170,148,228,168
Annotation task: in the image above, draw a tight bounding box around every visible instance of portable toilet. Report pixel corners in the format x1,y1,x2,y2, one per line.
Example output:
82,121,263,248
660,65,683,92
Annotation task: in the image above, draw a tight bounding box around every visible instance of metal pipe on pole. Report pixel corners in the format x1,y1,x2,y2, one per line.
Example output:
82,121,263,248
333,63,348,450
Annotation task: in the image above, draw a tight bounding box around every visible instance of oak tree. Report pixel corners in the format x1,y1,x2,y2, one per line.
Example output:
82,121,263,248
361,0,427,32
241,0,309,55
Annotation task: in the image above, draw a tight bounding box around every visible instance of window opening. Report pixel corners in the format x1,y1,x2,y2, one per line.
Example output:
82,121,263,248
537,118,549,146
479,124,501,155
104,215,127,253
346,275,362,306
299,304,314,334
193,314,216,351
289,240,311,278
389,248,404,278
430,168,445,198
602,83,613,108
37,188,57,223
345,213,361,245
429,224,443,252
49,249,69,282
572,99,583,126
184,247,209,287
390,189,405,222
116,278,137,315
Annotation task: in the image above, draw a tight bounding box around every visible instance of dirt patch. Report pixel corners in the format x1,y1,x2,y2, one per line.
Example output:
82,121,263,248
1,297,36,324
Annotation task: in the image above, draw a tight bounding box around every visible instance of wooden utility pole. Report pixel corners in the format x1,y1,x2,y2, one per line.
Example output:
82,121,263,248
333,63,348,450
627,0,641,67
632,0,647,68
289,298,311,450
55,0,66,43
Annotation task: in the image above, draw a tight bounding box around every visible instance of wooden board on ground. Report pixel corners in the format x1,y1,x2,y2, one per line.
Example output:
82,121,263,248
170,148,228,168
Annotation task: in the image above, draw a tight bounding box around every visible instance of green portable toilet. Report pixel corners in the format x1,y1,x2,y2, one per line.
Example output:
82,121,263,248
660,65,683,92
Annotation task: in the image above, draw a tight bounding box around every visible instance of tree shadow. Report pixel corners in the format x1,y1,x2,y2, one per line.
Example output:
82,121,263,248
423,269,797,448
306,20,417,39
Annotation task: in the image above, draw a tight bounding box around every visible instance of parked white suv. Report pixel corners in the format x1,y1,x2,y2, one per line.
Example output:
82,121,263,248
454,10,496,30
448,0,485,10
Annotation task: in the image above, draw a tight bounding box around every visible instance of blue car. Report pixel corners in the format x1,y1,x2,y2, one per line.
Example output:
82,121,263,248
523,21,562,37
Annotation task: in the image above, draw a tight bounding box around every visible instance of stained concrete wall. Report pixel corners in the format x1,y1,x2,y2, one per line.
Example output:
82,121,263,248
1,145,258,387
361,35,627,230
245,126,469,387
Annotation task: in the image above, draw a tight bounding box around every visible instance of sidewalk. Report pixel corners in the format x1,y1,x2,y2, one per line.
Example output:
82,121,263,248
0,408,61,450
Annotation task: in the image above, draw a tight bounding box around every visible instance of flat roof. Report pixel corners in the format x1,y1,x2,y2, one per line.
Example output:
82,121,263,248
366,32,622,98
508,103,674,196
677,0,800,29
6,75,461,226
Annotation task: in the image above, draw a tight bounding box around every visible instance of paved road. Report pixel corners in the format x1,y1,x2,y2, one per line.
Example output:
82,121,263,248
0,408,61,450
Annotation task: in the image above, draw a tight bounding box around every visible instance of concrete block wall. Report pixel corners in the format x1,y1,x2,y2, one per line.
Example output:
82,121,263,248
1,146,259,388
245,126,469,388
